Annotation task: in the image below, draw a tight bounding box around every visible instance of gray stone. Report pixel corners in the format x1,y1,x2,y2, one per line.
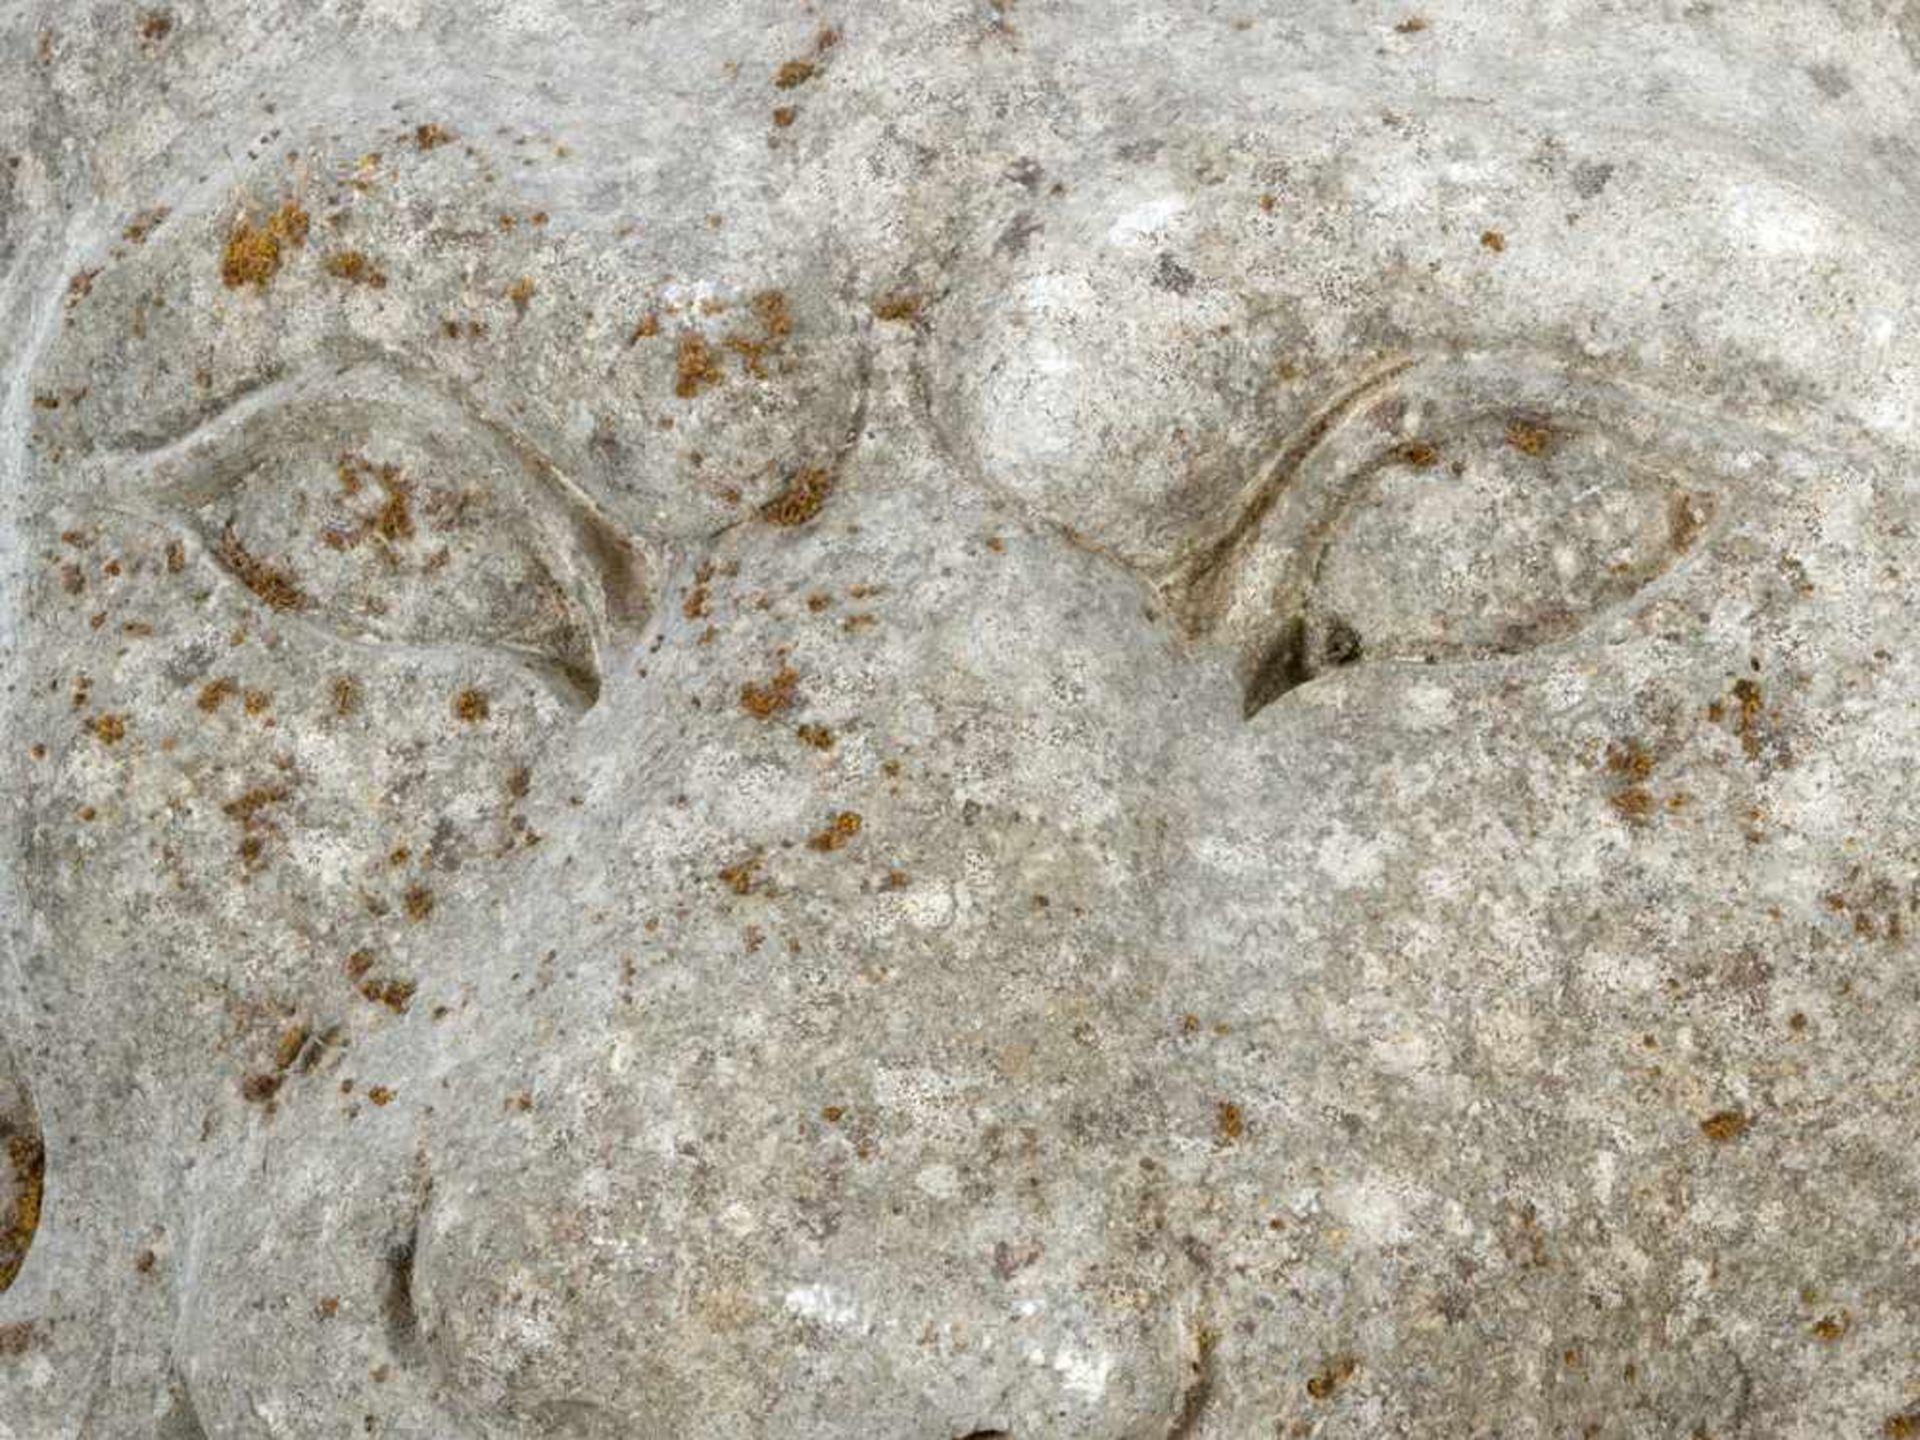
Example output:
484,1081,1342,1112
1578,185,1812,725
2,2,1918,1436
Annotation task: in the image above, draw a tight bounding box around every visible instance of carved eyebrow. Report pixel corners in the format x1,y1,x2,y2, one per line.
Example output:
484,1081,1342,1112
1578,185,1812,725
1167,353,1418,620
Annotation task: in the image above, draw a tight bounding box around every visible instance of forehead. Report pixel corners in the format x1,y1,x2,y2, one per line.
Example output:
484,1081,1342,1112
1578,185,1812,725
17,1,967,542
22,0,1920,543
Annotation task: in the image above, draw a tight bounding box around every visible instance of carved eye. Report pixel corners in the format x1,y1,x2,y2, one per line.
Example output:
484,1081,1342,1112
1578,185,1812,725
110,363,648,707
1176,358,1724,717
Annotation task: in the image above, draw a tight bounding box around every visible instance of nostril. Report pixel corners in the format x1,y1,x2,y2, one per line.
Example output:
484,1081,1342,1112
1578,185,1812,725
952,1432,1012,1439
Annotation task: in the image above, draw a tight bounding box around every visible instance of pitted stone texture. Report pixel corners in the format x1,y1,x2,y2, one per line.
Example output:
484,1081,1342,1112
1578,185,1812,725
3,4,1919,1439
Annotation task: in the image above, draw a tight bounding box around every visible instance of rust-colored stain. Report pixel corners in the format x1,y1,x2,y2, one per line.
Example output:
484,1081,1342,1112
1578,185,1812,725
760,467,833,527
1306,1353,1360,1400
806,811,863,852
740,663,800,719
1699,1109,1751,1143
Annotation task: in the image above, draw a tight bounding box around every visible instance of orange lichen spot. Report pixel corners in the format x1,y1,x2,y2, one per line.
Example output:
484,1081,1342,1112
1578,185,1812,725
134,1248,157,1274
760,467,833,526
751,289,793,339
774,59,817,88
1605,738,1655,780
195,676,235,712
217,525,305,610
681,584,710,620
820,1104,845,1123
872,291,924,322
367,1085,395,1106
1729,677,1766,760
322,250,388,288
222,784,288,826
1395,15,1429,32
344,949,376,980
740,663,800,719
806,810,863,852
242,689,271,716
796,723,835,749
805,591,833,612
221,215,284,288
1699,1109,1751,1144
1215,1100,1245,1143
90,712,126,744
881,869,910,890
772,106,798,128
506,276,536,314
452,688,490,723
719,855,763,895
722,290,795,377
1480,228,1506,253
1607,785,1653,826
403,884,434,922
1306,1353,1360,1400
414,122,454,150
239,1072,281,1105
315,1296,340,1318
1810,1310,1852,1342
1505,419,1554,456
675,331,725,398
66,269,98,308
165,538,187,573
273,1025,309,1071
630,311,660,342
138,10,173,41
1886,1412,1920,1438
1397,441,1439,469
359,978,415,1014
1258,191,1278,212
268,198,309,247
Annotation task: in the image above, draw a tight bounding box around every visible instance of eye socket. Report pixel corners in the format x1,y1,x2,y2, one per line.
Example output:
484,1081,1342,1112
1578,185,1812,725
1175,357,1731,717
107,362,649,707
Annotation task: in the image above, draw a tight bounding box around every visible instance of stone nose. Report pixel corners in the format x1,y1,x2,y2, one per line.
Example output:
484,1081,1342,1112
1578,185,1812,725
410,1034,1207,1439
415,1189,1203,1439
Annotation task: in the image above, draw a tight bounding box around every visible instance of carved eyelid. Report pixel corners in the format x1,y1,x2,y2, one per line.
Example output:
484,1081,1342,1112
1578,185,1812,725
1167,352,1824,717
81,358,652,708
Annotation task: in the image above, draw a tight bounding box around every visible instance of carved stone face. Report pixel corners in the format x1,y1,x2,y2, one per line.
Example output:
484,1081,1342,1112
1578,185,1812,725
4,4,1918,1437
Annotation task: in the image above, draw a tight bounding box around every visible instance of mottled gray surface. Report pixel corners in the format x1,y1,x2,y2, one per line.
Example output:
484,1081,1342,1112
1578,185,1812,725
3,3,1919,1437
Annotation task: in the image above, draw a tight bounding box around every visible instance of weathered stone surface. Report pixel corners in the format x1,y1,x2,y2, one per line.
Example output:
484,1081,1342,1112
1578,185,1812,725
3,3,1918,1437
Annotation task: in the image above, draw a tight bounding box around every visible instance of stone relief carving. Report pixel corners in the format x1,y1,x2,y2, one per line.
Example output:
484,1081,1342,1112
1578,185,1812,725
2,4,1917,1437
